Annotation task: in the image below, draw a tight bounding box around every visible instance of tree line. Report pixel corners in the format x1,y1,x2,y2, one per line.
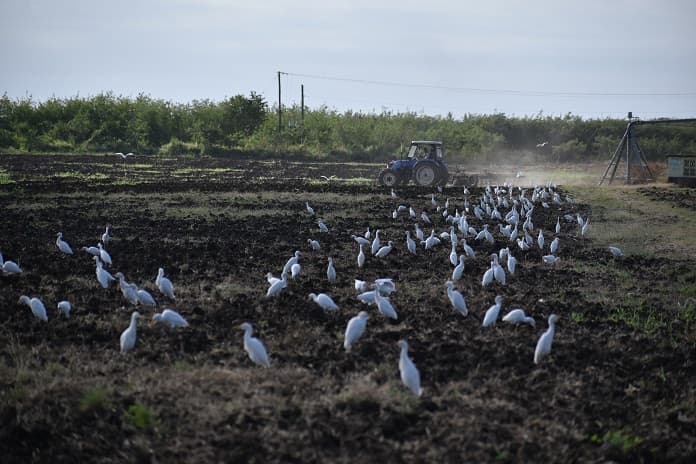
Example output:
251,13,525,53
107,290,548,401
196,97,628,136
1,92,694,163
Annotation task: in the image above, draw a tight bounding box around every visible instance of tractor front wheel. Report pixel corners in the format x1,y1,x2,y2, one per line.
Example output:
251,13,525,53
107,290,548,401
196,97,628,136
378,169,399,187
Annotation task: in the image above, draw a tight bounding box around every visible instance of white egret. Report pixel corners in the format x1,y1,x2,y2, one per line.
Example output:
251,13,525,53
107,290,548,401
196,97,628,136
305,202,315,216
550,237,559,255
357,244,366,268
94,257,115,289
398,340,422,397
534,314,559,364
120,312,140,353
0,253,22,274
555,217,561,234
608,246,624,257
291,262,301,279
421,210,432,225
452,255,465,281
492,255,506,285
156,268,175,299
81,246,100,256
56,232,73,255
375,241,394,258
309,292,339,311
97,243,112,266
308,239,321,251
374,291,398,319
581,219,590,236
356,291,376,305
406,231,416,255
409,206,417,219
482,295,503,327
266,273,287,297
152,309,189,328
537,230,545,250
136,288,157,306
57,300,72,318
414,223,424,241
344,311,368,351
318,219,329,232
18,295,48,321
461,239,475,258
115,152,135,159
542,255,561,264
101,225,110,244
449,241,458,267
327,257,337,283
445,281,468,316
283,251,301,274
364,227,371,239
114,272,139,305
507,251,517,275
422,230,440,250
374,278,396,295
482,265,494,287
354,279,369,293
502,309,535,327
352,234,370,246
371,230,381,255
240,322,271,367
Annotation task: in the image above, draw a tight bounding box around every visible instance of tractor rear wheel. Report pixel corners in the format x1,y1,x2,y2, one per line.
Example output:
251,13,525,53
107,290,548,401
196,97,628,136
414,162,437,187
378,169,399,187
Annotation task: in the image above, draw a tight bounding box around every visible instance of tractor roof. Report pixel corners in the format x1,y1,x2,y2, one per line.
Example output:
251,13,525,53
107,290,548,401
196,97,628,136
411,140,443,146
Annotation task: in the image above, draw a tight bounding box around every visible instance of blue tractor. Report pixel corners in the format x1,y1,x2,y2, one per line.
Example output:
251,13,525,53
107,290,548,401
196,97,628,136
378,140,448,188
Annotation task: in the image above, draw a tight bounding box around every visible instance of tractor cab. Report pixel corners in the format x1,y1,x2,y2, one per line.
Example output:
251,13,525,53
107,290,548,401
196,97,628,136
407,141,444,161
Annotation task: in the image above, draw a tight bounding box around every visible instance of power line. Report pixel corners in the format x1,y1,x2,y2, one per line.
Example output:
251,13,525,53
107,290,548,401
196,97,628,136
282,71,696,97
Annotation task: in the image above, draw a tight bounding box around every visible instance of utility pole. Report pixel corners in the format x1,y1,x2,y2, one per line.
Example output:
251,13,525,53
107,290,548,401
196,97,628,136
277,71,282,132
301,84,305,143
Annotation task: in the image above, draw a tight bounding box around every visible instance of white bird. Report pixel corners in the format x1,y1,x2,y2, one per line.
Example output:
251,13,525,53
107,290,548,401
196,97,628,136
492,255,506,285
120,311,140,353
375,241,393,258
18,295,48,321
452,255,465,281
283,251,301,274
354,279,369,293
406,231,417,255
152,309,189,328
305,202,315,216
101,225,110,244
414,223,424,241
291,262,301,279
398,340,422,397
309,292,339,311
308,239,321,251
608,246,624,257
266,273,287,297
115,152,135,159
555,217,561,234
550,237,559,255
57,300,72,318
422,230,440,250
344,311,368,351
240,322,270,367
460,239,475,258
445,281,468,316
482,295,503,327
534,314,559,364
482,265,494,287
581,219,590,236
421,211,431,225
352,234,371,246
374,278,396,295
364,227,371,239
81,246,100,256
136,287,157,306
542,254,561,264
374,290,398,319
114,272,139,305
371,230,381,255
327,257,337,283
94,256,115,289
0,252,22,274
449,241,458,266
156,267,175,299
97,242,112,266
502,309,535,327
537,230,545,250
507,252,517,275
318,219,329,232
357,244,366,268
356,290,376,305
56,232,73,255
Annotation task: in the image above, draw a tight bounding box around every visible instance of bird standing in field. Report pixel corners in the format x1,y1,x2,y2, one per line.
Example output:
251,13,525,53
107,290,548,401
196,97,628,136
452,255,465,281
120,312,140,353
375,241,394,258
406,231,417,255
101,225,110,244
56,232,73,255
357,244,366,268
97,243,112,266
482,295,503,327
398,340,422,397
240,322,270,367
502,308,535,327
327,257,337,283
57,300,72,318
445,281,468,316
19,295,48,321
344,311,368,351
534,314,559,364
305,202,315,216
156,267,175,299
608,246,624,257
309,292,339,311
0,252,22,274
94,256,115,289
152,309,189,328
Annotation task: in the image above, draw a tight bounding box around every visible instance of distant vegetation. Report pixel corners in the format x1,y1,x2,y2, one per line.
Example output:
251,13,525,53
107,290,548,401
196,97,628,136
1,92,695,163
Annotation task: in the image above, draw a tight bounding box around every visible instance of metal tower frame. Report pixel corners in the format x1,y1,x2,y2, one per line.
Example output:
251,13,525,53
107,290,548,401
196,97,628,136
599,115,696,185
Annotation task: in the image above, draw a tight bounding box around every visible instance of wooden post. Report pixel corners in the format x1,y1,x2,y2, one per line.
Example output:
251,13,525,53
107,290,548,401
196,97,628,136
277,71,282,132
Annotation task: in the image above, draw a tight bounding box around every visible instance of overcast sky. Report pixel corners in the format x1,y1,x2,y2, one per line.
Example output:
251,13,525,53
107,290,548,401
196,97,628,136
2,0,695,119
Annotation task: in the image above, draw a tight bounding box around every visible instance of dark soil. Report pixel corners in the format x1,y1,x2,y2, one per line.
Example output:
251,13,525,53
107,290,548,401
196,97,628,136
1,154,695,463
638,186,696,211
